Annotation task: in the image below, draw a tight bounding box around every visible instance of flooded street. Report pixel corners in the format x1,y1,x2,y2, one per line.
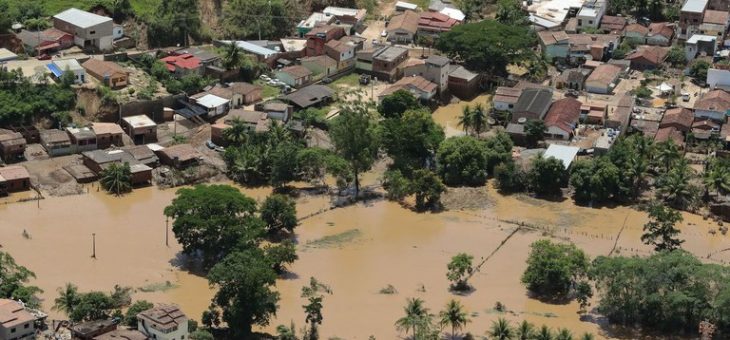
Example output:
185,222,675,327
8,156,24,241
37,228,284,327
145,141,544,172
1,178,727,338
432,94,492,138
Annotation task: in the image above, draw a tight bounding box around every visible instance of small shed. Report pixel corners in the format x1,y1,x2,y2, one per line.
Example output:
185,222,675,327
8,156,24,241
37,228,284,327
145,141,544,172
543,144,580,169
0,165,31,194
91,122,124,149
121,115,157,144
156,144,202,169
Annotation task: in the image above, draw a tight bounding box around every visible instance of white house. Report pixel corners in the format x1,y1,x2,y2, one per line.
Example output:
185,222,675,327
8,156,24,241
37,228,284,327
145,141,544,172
193,94,230,118
53,8,114,51
48,59,85,83
576,0,606,31
708,68,730,89
543,144,580,169
686,34,717,61
137,305,188,340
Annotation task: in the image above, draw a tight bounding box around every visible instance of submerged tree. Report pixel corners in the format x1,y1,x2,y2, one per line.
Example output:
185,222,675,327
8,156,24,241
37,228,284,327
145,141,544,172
395,298,430,337
100,162,132,195
439,299,470,339
446,253,474,291
641,201,684,252
488,317,514,340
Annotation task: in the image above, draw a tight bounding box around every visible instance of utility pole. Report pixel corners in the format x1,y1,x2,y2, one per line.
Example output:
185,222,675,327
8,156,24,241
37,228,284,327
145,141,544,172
165,217,169,247
91,233,96,259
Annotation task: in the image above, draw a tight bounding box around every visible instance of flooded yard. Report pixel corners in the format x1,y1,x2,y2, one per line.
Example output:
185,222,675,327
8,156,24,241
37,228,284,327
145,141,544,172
2,180,727,338
432,94,492,138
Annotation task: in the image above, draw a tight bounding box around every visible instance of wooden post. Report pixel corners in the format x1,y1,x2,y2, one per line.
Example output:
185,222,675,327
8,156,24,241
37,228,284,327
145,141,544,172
92,233,96,259
165,217,169,247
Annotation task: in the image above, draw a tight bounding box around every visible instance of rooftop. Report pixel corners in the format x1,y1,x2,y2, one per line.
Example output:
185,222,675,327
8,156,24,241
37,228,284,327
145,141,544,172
161,54,201,71
448,65,478,81
82,58,127,77
53,8,112,29
528,0,586,27
52,59,83,72
0,166,30,181
585,64,622,86
426,55,450,67
66,127,97,140
681,0,709,13
222,40,279,58
544,98,582,134
223,109,268,125
687,34,717,44
93,329,149,340
514,88,553,117
0,299,36,329
323,6,367,19
661,107,694,129
278,65,312,78
388,10,420,34
494,87,523,104
704,10,729,25
695,89,730,112
373,45,408,62
284,85,335,108
83,149,135,165
298,12,334,29
157,145,201,163
380,76,438,97
122,115,156,128
195,94,229,109
40,129,71,144
543,144,580,169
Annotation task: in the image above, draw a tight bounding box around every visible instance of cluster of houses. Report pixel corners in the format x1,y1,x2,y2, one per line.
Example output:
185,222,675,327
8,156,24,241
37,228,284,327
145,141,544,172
0,298,189,340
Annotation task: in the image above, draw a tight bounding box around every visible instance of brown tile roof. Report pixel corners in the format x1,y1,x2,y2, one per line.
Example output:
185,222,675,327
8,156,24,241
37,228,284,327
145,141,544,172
624,23,649,35
159,144,202,163
230,82,261,95
626,46,669,65
326,39,354,53
600,16,627,32
418,11,459,31
82,58,127,77
538,30,569,45
655,126,685,146
388,10,420,34
91,123,124,136
137,305,187,332
703,10,729,25
40,129,71,144
279,65,312,79
693,117,721,130
0,129,25,146
301,55,337,68
544,98,582,133
648,22,674,39
222,109,267,125
695,89,730,112
93,329,149,340
0,299,36,328
567,34,619,52
305,25,344,37
494,87,522,104
585,64,622,86
380,76,437,97
661,107,694,129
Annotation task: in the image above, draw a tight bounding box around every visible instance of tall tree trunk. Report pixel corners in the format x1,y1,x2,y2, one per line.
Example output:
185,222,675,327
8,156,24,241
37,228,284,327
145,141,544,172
354,169,360,198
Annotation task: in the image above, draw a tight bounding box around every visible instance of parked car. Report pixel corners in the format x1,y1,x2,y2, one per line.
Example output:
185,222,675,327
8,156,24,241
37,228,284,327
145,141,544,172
322,77,333,84
381,30,388,37
206,140,224,152
260,74,271,81
359,74,371,85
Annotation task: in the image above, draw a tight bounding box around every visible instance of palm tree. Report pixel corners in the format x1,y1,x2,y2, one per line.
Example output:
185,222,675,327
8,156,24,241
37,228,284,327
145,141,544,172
457,104,473,134
488,317,514,340
555,328,573,340
515,320,535,340
439,299,470,339
220,43,244,70
53,283,81,315
223,118,249,146
100,162,132,195
703,161,730,197
395,298,429,337
471,103,487,136
654,140,681,174
534,325,554,340
580,333,595,340
657,159,696,209
626,155,649,199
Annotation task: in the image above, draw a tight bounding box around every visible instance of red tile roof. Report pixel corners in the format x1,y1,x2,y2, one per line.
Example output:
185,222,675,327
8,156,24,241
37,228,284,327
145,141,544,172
703,10,729,25
161,54,201,72
654,126,685,146
695,89,730,112
418,12,459,31
544,98,581,134
626,46,669,65
648,22,674,39
625,23,649,35
388,10,420,34
660,107,694,130
279,65,312,79
600,16,627,32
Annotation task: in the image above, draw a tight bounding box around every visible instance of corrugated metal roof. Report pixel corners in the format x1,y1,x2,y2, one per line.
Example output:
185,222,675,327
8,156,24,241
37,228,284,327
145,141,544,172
543,144,580,169
53,8,112,29
221,40,279,58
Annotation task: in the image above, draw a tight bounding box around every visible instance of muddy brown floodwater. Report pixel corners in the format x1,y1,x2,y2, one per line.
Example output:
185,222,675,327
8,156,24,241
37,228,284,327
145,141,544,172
1,178,728,339
432,94,492,138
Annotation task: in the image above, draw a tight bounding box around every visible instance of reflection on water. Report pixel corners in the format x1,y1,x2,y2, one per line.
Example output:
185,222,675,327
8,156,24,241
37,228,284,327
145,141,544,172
0,181,726,338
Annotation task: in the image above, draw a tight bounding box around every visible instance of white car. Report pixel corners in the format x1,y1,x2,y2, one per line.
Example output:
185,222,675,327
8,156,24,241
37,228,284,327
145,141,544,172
260,74,271,81
381,30,388,37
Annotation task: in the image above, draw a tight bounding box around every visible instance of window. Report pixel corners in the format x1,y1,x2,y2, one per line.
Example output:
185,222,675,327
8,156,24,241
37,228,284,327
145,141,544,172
11,327,16,333
24,324,29,329
90,30,96,34
588,20,593,25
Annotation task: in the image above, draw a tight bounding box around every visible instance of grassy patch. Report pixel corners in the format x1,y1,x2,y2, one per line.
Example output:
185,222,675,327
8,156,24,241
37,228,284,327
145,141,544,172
255,80,281,98
411,0,430,10
130,0,160,20
305,229,362,249
8,0,158,18
329,73,361,89
138,281,179,292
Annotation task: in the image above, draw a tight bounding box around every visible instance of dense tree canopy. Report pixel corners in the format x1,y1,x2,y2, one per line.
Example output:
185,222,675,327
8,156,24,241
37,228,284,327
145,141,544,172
521,240,590,299
380,109,444,174
570,158,621,203
0,251,41,307
223,0,298,40
147,0,201,47
436,20,535,76
641,201,684,252
164,184,263,268
260,194,298,235
437,136,489,187
528,155,566,197
378,90,421,119
329,99,379,197
0,67,76,126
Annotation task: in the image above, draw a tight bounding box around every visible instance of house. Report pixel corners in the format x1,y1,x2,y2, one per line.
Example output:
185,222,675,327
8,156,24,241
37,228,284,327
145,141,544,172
709,0,730,10
581,102,607,124
584,64,622,94
680,0,710,39
40,129,73,156
0,48,17,62
0,129,26,163
708,68,730,89
556,68,590,90
260,102,294,121
439,7,466,21
0,166,31,193
403,58,426,77
576,0,607,31
191,94,230,118
647,22,675,46
395,1,419,12
72,320,118,340
16,28,74,55
229,82,263,106
325,39,357,70
275,65,312,87
660,107,694,132
511,88,553,122
543,144,580,169
161,54,202,77
222,41,280,65
173,46,220,67
624,23,650,44
655,126,686,147
48,59,85,83
0,299,39,339
90,123,124,149
493,87,522,111
686,34,717,60
82,149,152,185
417,12,459,37
387,10,420,44
323,6,367,27
692,117,722,139
695,89,730,121
121,115,157,144
630,118,660,138
543,98,582,140
701,10,730,40
527,0,584,30
211,110,269,144
53,8,114,51
606,94,634,131
447,66,481,99
156,144,201,169
284,85,335,109
423,55,451,94
81,58,129,89
356,45,409,82
537,31,570,61
379,76,438,101
93,329,149,340
66,127,98,153
626,46,669,70
301,55,338,77
600,15,627,34
123,145,159,167
305,25,345,57
566,34,619,61
297,12,335,37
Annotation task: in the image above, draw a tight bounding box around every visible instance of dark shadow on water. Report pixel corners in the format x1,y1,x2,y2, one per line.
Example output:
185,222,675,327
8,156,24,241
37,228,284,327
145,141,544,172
279,271,299,280
524,290,572,305
168,251,207,277
449,285,476,296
